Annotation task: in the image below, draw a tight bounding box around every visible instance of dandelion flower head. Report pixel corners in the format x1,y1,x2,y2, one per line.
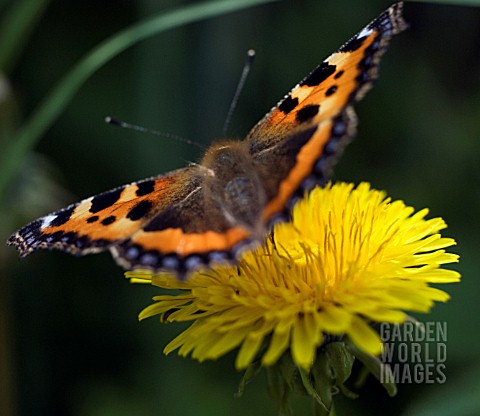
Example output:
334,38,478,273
129,182,460,370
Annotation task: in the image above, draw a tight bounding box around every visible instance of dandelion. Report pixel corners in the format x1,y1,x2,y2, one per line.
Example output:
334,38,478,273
127,182,460,413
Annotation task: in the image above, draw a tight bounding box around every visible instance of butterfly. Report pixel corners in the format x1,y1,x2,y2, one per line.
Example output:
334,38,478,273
7,3,406,278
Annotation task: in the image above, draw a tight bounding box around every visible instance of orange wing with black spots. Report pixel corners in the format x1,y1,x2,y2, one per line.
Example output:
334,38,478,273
8,168,199,257
248,2,406,147
248,2,406,219
7,3,406,278
8,164,252,276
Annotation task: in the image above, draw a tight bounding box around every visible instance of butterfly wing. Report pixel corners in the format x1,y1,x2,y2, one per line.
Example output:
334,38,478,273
247,2,406,221
8,166,251,274
7,168,202,256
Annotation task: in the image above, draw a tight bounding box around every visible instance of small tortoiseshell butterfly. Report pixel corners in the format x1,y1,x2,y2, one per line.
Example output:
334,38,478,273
7,3,406,278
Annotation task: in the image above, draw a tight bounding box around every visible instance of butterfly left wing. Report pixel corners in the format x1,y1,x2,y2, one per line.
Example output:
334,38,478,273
247,3,407,221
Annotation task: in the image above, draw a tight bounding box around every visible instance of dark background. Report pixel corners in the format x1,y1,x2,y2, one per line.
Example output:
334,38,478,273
1,0,479,415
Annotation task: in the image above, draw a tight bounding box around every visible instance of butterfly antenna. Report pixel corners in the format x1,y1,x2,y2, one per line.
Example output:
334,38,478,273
222,49,256,136
105,116,205,150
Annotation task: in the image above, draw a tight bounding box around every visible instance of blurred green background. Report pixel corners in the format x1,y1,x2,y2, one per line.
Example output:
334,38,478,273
1,0,479,415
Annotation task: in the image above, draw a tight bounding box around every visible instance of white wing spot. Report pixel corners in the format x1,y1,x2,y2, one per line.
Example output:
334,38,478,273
358,27,374,39
41,214,58,229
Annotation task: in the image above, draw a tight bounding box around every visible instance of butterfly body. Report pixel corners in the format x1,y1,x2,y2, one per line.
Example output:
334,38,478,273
7,3,407,278
201,141,268,238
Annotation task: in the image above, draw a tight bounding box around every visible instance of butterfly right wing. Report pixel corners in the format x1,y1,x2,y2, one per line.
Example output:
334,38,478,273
8,164,251,275
8,167,204,257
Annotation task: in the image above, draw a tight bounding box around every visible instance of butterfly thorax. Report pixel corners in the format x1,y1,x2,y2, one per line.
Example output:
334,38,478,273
201,141,267,238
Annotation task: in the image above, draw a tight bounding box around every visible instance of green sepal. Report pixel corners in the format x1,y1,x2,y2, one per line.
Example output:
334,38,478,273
235,358,263,398
345,338,397,397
